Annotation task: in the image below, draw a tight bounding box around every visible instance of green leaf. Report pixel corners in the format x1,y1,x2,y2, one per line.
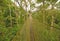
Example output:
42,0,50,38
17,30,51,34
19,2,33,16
46,0,57,3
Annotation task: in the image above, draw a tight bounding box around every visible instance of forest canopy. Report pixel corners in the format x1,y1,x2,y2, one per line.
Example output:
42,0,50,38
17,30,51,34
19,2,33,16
0,0,60,41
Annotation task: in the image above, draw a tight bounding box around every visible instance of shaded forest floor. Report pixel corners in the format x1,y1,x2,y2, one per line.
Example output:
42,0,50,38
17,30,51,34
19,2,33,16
12,17,60,41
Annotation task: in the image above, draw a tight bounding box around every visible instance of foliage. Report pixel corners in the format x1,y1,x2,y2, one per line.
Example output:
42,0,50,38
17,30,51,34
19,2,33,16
0,0,60,41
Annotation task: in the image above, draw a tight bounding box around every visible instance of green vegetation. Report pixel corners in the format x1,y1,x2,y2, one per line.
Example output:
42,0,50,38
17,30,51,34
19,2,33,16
0,0,60,41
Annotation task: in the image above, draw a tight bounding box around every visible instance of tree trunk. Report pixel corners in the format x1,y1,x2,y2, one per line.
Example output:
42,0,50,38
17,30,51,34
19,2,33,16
51,15,54,30
42,0,45,24
50,3,54,30
9,4,12,27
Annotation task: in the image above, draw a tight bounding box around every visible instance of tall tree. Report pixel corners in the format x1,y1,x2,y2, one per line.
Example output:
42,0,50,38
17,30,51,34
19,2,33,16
47,0,57,30
37,0,47,24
